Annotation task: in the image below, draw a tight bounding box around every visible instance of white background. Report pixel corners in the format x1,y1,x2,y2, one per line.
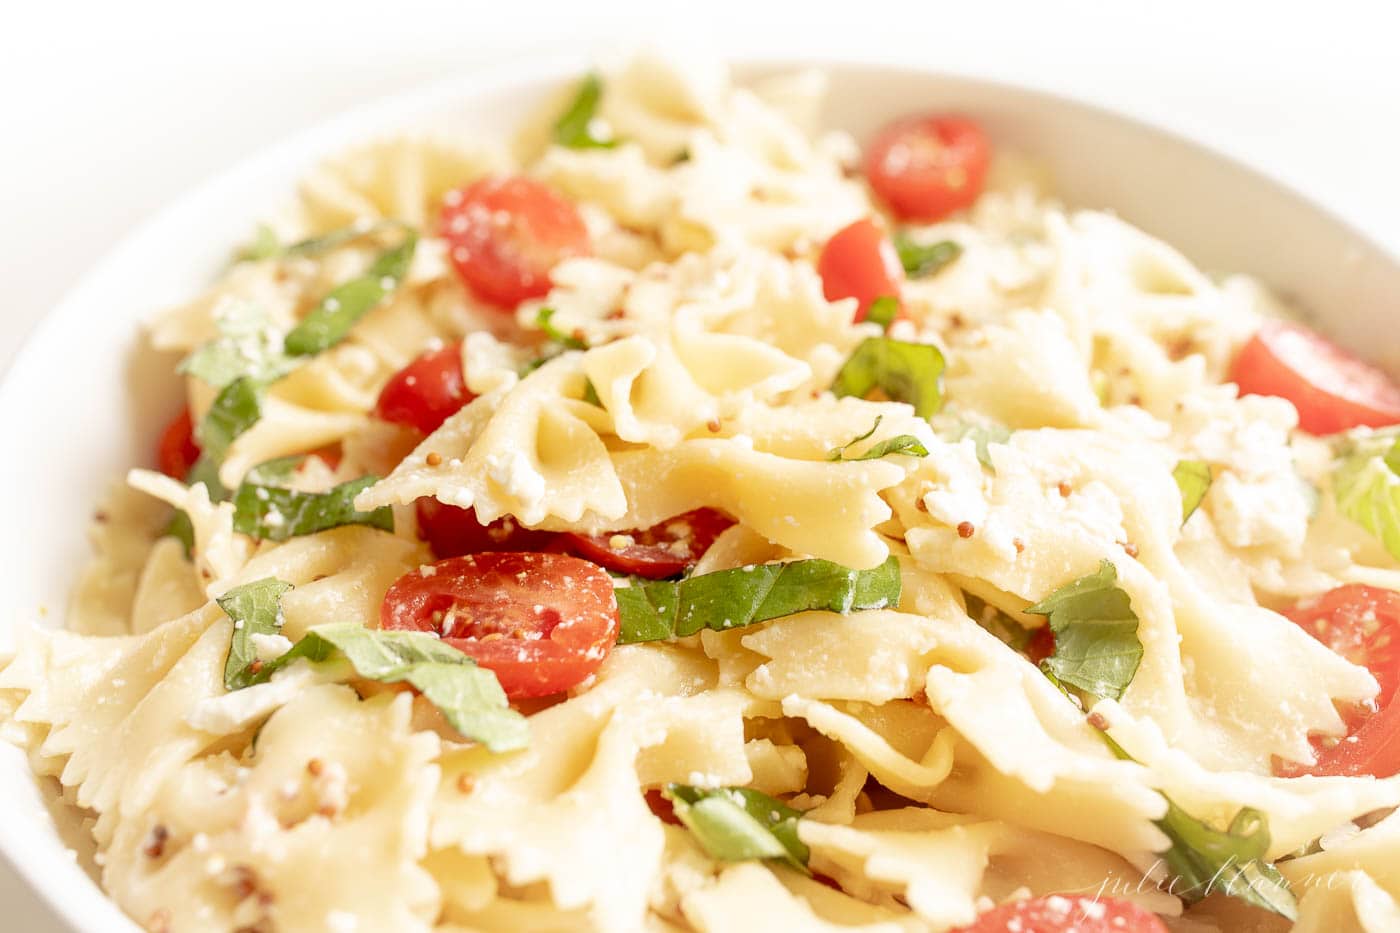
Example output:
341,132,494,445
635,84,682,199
1,0,1397,927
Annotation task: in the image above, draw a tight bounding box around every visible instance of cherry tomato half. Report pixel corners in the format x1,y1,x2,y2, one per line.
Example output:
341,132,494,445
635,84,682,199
1231,320,1400,436
1277,585,1400,778
158,408,201,479
416,498,556,559
374,342,474,436
952,895,1167,933
380,552,618,699
864,115,991,222
817,219,905,323
440,176,590,310
556,509,734,580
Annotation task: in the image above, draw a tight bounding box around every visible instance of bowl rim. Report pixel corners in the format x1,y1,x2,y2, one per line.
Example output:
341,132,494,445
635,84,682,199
3,52,1398,933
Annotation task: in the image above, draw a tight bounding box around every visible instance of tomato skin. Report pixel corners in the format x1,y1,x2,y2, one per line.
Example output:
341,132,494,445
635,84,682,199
817,219,906,323
556,509,734,580
864,115,991,222
1278,585,1400,778
1231,320,1400,435
380,552,618,700
440,176,590,310
416,498,556,559
375,342,474,435
952,895,1167,933
158,409,201,479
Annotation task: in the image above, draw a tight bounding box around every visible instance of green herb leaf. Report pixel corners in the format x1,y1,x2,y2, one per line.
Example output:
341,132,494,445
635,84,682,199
240,224,282,261
179,304,299,389
249,622,528,751
616,555,901,645
964,592,1033,652
179,376,265,501
893,233,962,278
581,378,603,407
865,296,900,332
1156,802,1297,919
827,416,929,462
232,473,392,542
832,337,945,419
1027,559,1142,701
1173,460,1213,525
284,231,418,356
165,509,196,559
941,421,1013,472
218,577,295,691
663,785,809,872
552,73,616,150
1332,432,1400,561
535,307,587,350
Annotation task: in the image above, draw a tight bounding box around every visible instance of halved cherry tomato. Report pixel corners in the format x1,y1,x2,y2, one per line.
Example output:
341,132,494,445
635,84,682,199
374,341,474,435
645,789,681,825
1277,585,1400,778
952,895,1167,933
864,115,991,222
380,552,618,699
440,176,590,310
305,443,343,472
158,409,200,479
416,498,555,559
556,509,734,579
1026,626,1055,665
1231,320,1400,435
817,219,905,323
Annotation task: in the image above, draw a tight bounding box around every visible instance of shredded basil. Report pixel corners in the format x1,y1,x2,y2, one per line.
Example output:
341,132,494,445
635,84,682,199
581,378,603,407
284,231,418,356
240,224,282,262
552,72,616,149
941,421,1012,473
831,337,945,419
1332,431,1400,561
242,220,401,263
165,509,196,559
865,296,900,332
535,307,587,350
827,416,929,462
218,577,294,690
179,304,299,389
964,592,1033,653
663,785,808,872
1027,559,1142,701
232,468,392,542
893,233,962,278
616,555,901,644
1172,460,1213,525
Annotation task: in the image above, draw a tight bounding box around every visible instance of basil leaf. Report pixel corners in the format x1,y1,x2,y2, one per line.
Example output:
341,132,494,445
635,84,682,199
616,555,901,644
284,231,418,355
942,421,1012,473
179,376,264,503
536,307,587,350
832,337,945,419
218,577,294,691
893,233,962,278
179,304,298,389
1332,432,1400,561
232,474,392,542
1027,559,1142,701
581,378,603,407
165,510,195,559
552,73,616,150
865,296,899,332
964,592,1033,652
663,784,809,872
1173,460,1213,525
1157,802,1297,919
827,416,929,462
250,623,528,752
240,225,282,261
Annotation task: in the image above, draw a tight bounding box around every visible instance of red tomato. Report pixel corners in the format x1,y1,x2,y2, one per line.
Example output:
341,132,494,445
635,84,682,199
416,498,555,558
158,409,200,479
305,443,343,472
817,219,906,323
953,895,1167,933
1027,626,1055,665
374,342,474,435
645,789,682,825
1231,320,1400,435
440,176,590,310
864,115,991,222
1278,585,1400,778
380,552,618,699
556,509,735,579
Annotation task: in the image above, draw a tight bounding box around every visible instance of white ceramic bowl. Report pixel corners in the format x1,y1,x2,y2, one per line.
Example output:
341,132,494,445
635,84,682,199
2,56,1397,933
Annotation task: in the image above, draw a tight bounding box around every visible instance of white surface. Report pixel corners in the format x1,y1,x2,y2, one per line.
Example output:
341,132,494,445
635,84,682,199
1,2,1398,930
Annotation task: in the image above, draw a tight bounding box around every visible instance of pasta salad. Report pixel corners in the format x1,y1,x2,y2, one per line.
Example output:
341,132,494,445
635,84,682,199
4,53,1400,933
